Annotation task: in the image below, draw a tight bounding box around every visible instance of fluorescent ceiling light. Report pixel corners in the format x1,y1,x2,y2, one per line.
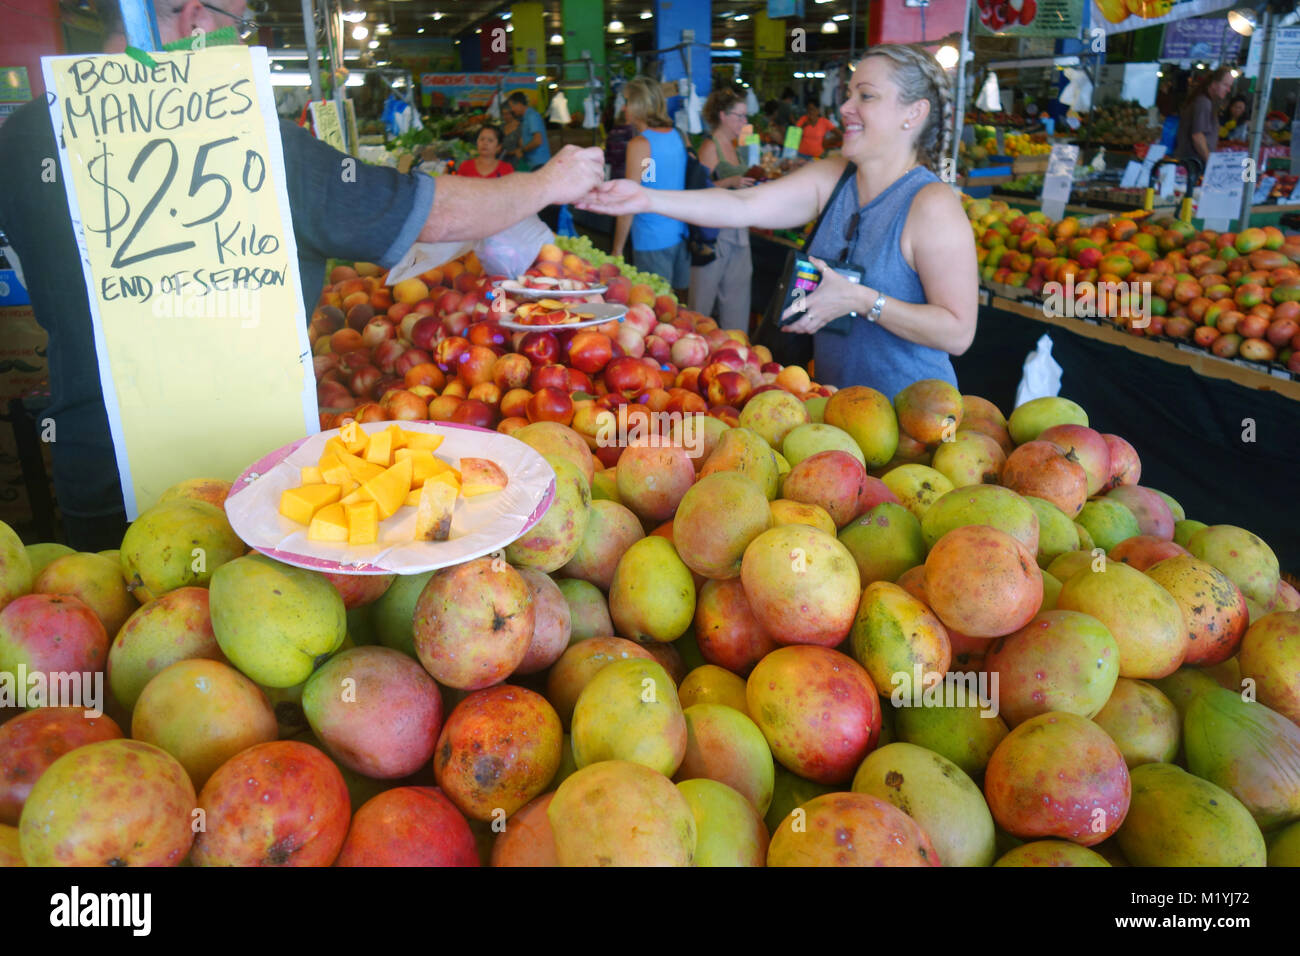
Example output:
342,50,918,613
352,25,368,39
368,39,379,49
615,37,625,44
550,33,563,44
793,72,805,78
271,71,364,88
724,37,736,47
341,10,365,23
734,14,749,21
376,23,390,35
832,14,850,21
609,20,624,32
821,21,838,33
640,10,652,18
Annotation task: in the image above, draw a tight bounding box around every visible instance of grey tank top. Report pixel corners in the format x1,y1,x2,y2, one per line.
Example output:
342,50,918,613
806,164,958,399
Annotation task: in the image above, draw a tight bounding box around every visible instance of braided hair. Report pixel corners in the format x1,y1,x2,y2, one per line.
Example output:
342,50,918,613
860,44,954,174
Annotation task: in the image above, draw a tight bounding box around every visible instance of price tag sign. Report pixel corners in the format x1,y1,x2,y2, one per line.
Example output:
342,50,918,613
1119,160,1144,189
309,100,345,152
43,46,317,518
1040,143,1078,221
1252,175,1276,207
782,123,802,159
1196,151,1246,229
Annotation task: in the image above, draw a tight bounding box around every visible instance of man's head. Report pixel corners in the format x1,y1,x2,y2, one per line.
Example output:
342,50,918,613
781,87,795,102
507,91,530,118
102,0,251,52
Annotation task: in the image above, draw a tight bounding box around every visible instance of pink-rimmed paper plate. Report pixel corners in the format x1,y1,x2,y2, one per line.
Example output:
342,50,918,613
224,421,556,576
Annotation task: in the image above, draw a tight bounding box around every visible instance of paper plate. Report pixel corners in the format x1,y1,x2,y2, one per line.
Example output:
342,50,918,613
224,421,556,576
498,302,628,332
495,278,608,298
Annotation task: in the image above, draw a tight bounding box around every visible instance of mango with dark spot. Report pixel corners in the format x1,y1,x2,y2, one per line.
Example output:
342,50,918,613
335,786,478,867
1092,678,1180,769
435,684,561,820
0,707,123,826
677,778,768,866
767,791,940,866
850,581,951,697
1117,763,1264,866
930,430,1006,490
1186,524,1280,606
1145,555,1248,667
548,760,696,866
880,464,955,522
1056,560,1185,679
120,498,245,602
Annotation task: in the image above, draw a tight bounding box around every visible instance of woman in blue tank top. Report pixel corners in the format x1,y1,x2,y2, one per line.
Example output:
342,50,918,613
580,45,978,400
611,77,690,296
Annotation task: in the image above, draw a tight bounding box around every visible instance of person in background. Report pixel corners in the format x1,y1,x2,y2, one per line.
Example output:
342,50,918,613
1219,95,1252,143
603,101,635,180
507,91,551,172
796,102,836,160
690,87,756,333
611,77,690,299
1174,66,1234,183
457,125,514,178
0,0,604,550
774,88,798,137
501,108,523,165
579,43,977,398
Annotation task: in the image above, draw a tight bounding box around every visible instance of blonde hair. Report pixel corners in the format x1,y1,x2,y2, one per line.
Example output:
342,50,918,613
860,44,953,173
623,76,672,129
702,86,744,131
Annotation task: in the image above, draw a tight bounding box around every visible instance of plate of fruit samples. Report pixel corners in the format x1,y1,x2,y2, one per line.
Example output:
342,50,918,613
224,421,556,574
497,300,627,331
495,275,608,297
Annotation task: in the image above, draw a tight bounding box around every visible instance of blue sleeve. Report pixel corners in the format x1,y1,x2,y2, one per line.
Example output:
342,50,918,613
524,111,544,143
279,119,435,269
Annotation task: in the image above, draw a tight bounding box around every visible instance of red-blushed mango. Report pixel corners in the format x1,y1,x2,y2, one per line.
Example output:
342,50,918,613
984,711,1130,846
1186,524,1280,606
769,499,837,537
545,637,655,728
674,703,774,814
548,760,696,866
895,378,963,445
639,639,686,685
738,388,810,449
678,664,749,714
1117,763,1265,866
18,739,194,866
0,593,108,679
880,464,954,520
132,659,277,789
413,557,535,690
1145,555,1248,667
615,439,696,523
962,394,1007,432
555,578,612,643
571,658,685,776
1092,678,1180,769
158,477,233,512
930,429,1006,488
0,708,122,826
191,740,350,866
107,586,225,714
321,571,394,611
746,645,881,784
893,565,991,667
335,786,479,867
984,610,1120,727
1038,424,1111,496
33,553,136,640
1110,535,1189,570
838,502,926,586
673,471,773,579
434,685,562,820
823,385,899,467
782,422,866,469
490,792,558,867
925,525,1043,638
303,646,443,779
513,567,571,675
994,841,1110,866
1056,561,1186,679
692,578,778,675
677,778,768,866
1023,496,1080,569
1237,611,1300,726
512,420,596,485
558,499,643,591
1106,485,1175,540
1007,396,1088,446
767,791,940,866
921,484,1039,554
0,520,34,613
700,427,780,499
781,451,870,529
1001,441,1088,519
852,741,996,867
1103,433,1141,489
739,525,860,647
850,581,951,696
608,535,695,643
505,454,590,572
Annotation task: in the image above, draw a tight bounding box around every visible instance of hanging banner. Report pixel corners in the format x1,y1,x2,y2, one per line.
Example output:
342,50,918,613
42,45,317,518
1092,0,1235,35
420,72,538,109
975,0,1084,37
1159,16,1245,61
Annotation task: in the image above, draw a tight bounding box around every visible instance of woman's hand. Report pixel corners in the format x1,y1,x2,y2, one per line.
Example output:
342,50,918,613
715,175,757,189
575,178,652,216
780,256,870,334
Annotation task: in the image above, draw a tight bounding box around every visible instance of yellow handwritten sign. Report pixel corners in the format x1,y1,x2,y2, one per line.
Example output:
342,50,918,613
309,99,345,152
42,46,316,518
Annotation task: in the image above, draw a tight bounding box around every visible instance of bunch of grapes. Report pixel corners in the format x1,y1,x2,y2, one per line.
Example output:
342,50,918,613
555,235,675,298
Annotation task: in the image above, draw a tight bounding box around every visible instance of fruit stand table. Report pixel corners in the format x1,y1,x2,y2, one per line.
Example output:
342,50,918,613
956,293,1300,575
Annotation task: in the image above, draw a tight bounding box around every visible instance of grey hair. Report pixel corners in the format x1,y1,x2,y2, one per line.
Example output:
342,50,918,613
860,43,954,174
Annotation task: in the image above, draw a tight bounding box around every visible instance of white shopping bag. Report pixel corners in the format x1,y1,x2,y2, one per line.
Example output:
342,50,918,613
1014,334,1063,407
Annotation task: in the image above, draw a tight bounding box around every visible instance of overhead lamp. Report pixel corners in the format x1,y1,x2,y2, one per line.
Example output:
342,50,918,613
431,11,443,19
548,83,558,89
724,37,736,47
352,25,368,40
417,27,424,34
1196,62,1206,69
368,39,379,49
609,20,624,32
1231,68,1240,77
550,33,563,44
793,71,805,78
501,10,511,18
341,10,366,23
376,22,390,35
832,14,850,21
1227,7,1258,35
507,24,514,32
640,10,652,18
615,37,625,45
935,45,959,70
1156,70,1164,77
814,0,834,4
821,21,838,33
734,13,749,20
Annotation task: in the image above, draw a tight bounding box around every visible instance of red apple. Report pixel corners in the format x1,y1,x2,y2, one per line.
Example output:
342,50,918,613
441,311,471,337
530,363,570,392
348,365,383,400
500,388,532,419
427,394,463,421
317,380,355,409
457,345,498,387
450,398,498,429
409,316,442,352
381,389,429,421
346,303,375,333
519,331,560,366
624,304,658,335
435,290,463,315
654,322,683,345
395,348,432,377
526,387,574,425
314,354,340,380
566,367,593,395
434,336,470,374
371,338,405,374
568,331,614,375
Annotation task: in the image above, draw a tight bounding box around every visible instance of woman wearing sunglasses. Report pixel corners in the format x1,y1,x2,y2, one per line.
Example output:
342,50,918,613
579,44,977,398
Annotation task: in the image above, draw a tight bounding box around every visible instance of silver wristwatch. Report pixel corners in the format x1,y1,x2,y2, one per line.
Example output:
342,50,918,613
866,292,886,323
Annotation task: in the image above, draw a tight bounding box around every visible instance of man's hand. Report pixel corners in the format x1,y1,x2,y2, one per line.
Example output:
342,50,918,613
536,145,606,205
574,178,651,216
781,256,869,335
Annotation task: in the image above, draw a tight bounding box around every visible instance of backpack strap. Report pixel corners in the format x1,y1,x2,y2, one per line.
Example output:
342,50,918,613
806,161,857,253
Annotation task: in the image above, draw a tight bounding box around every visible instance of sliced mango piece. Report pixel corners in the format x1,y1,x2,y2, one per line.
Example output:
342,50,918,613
339,451,385,484
404,487,423,508
346,501,379,545
384,424,408,451
359,457,413,520
339,421,369,455
280,483,341,525
395,448,455,488
364,428,393,467
401,431,445,453
460,458,508,497
321,440,349,465
427,470,461,491
307,502,349,541
340,487,368,507
300,465,323,485
415,480,457,542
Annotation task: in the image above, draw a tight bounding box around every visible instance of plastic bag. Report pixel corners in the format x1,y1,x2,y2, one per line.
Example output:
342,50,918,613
1014,334,1062,407
474,214,556,277
547,92,571,125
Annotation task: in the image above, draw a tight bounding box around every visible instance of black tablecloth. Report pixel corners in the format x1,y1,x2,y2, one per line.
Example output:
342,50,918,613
956,305,1300,575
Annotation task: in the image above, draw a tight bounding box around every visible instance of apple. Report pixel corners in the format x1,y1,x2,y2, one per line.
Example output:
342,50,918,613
313,354,340,380
492,353,532,390
500,388,533,419
457,345,498,387
382,389,429,421
435,290,463,315
568,331,614,375
317,380,355,409
625,304,658,335
346,303,375,333
519,331,560,366
654,322,683,345
348,365,383,400
427,394,463,421
395,348,432,377
441,311,471,337
530,363,570,392
434,336,470,373
409,316,441,352
450,398,498,429
526,387,574,425
566,367,593,395
360,317,395,350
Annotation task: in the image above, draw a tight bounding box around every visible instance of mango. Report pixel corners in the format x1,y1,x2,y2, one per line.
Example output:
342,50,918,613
1092,678,1180,769
1023,496,1080,568
571,658,685,776
676,778,768,867
822,385,898,467
881,464,954,521
921,485,1038,554
894,378,963,445
1056,561,1186,679
767,792,939,866
699,427,780,500
555,578,613,643
781,422,866,469
994,841,1110,867
34,552,136,639
608,535,695,643
739,524,860,647
850,581,951,697
512,421,595,485
1173,518,1207,548
1117,763,1265,866
838,502,926,586
893,698,1009,777
558,499,643,591
120,498,245,601
929,430,1006,488
505,455,590,572
1007,396,1088,446
545,637,656,728
1237,611,1300,725
368,569,434,658
770,499,837,537
673,472,773,580
763,764,835,834
107,587,224,713
1186,524,1280,606
851,741,996,867
674,703,774,814
1145,555,1248,667
209,554,346,688
1075,498,1140,553
0,520,33,613
1269,821,1300,866
1046,548,1098,583
23,543,72,580
738,388,810,450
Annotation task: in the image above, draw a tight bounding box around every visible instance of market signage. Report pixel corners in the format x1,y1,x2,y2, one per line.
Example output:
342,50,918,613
42,45,317,518
1159,16,1244,61
1195,150,1246,229
1041,143,1079,220
1092,0,1236,35
419,72,538,108
974,0,1084,37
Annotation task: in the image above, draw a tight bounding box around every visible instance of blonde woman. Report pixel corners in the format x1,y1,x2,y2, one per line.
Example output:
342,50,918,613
580,44,977,397
690,86,757,332
611,77,690,298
